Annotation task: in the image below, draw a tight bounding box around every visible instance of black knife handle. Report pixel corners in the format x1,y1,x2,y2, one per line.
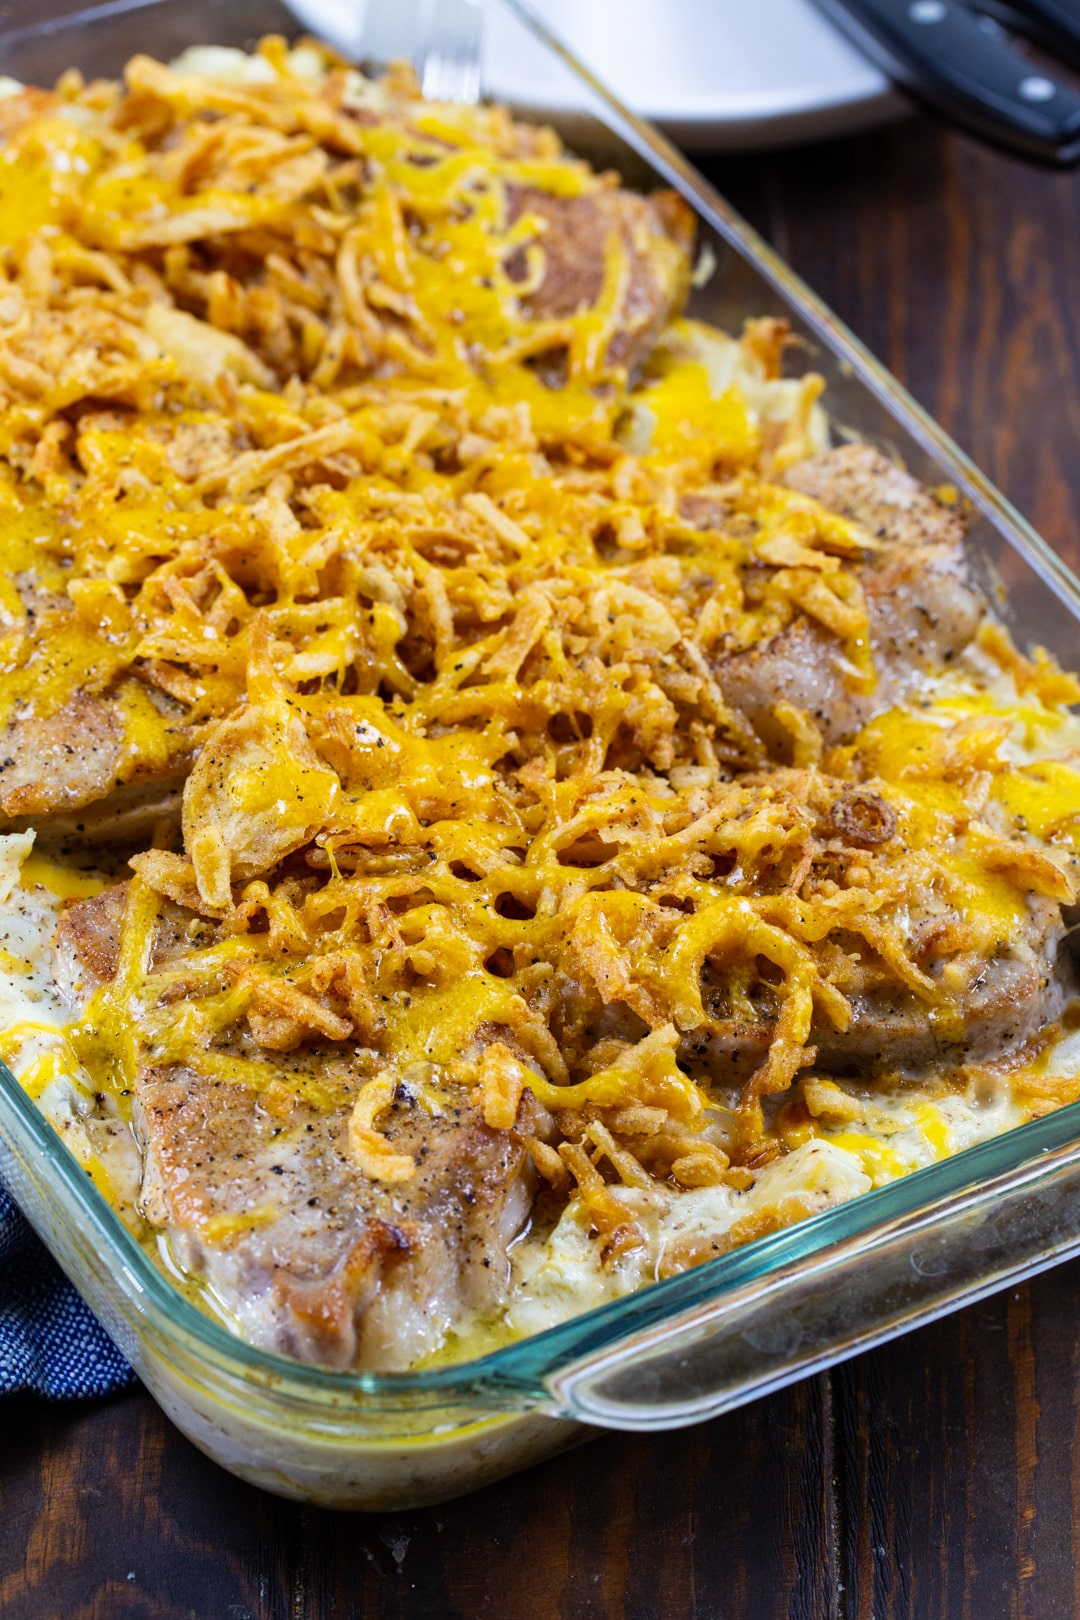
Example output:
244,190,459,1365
991,0,1080,71
812,0,1080,164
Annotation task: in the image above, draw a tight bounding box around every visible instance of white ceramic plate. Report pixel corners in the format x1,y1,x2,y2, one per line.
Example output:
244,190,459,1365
284,0,906,151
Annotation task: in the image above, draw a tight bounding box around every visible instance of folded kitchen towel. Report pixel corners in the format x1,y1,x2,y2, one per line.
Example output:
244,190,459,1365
0,1175,133,1398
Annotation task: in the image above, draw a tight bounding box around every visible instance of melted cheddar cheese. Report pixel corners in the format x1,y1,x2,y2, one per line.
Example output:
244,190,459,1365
0,43,1077,1368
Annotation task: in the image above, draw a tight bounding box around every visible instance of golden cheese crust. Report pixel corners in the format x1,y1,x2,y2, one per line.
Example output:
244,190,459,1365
2,41,1078,1372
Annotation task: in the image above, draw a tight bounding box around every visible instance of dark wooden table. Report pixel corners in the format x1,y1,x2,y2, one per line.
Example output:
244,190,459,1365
6,109,1080,1620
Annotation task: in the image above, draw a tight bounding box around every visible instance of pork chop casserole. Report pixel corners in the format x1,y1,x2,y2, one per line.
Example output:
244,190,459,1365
0,40,1078,1372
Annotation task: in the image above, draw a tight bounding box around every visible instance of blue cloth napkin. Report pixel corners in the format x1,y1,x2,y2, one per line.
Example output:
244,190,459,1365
0,1175,133,1398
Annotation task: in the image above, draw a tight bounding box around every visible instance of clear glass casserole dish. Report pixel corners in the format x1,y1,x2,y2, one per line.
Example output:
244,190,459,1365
2,0,1080,1512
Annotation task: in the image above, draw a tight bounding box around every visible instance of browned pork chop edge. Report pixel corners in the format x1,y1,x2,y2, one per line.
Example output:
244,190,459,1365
55,881,128,987
718,445,984,753
136,1063,538,1369
506,185,694,377
0,686,191,842
677,889,1073,1087
55,884,540,1371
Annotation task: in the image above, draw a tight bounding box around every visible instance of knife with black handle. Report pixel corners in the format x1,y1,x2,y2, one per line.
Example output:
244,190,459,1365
983,0,1080,70
812,0,1080,164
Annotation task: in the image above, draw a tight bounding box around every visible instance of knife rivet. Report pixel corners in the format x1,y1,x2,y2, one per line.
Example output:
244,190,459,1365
1019,76,1056,102
908,0,946,21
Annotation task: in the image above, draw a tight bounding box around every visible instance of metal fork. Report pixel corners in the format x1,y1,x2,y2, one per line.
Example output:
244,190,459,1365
358,0,484,104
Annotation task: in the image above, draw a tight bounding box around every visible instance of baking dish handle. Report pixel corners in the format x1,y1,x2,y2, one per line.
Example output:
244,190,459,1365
541,1136,1080,1430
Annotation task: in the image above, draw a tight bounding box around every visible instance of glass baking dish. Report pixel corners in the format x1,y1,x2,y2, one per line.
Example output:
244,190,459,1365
2,0,1080,1512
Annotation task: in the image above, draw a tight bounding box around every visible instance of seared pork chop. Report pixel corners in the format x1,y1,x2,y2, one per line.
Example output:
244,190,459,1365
136,1061,536,1370
0,686,191,843
506,185,694,378
818,896,1071,1069
784,443,966,547
57,884,540,1370
680,891,1071,1088
719,445,984,753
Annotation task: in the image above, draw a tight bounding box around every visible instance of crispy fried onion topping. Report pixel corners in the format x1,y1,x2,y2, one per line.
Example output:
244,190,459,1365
14,42,1078,1266
107,678,1080,1243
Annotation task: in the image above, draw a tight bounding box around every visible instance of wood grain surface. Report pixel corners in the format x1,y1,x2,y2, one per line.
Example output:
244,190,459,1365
6,110,1080,1620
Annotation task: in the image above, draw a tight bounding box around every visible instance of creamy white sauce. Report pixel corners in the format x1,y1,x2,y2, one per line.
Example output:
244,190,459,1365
0,837,142,1225
170,44,394,115
619,321,830,461
171,44,315,84
499,1079,1028,1343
